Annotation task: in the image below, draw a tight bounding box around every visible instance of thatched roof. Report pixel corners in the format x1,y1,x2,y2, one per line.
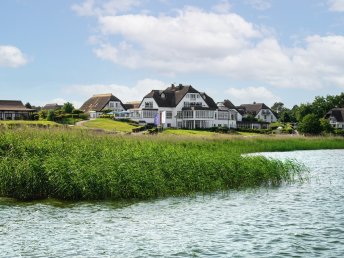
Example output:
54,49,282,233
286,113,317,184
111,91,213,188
43,103,62,110
0,100,35,111
237,103,271,116
80,93,125,112
325,108,344,122
142,84,218,109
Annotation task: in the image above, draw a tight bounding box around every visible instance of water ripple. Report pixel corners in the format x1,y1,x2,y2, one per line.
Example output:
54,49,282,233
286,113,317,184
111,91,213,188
1,149,344,257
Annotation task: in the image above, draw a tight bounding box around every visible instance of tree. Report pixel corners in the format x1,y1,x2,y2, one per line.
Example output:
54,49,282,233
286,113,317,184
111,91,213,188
298,114,322,135
294,103,313,122
25,102,32,109
271,102,285,114
320,118,334,134
279,111,291,123
47,110,55,121
62,102,74,113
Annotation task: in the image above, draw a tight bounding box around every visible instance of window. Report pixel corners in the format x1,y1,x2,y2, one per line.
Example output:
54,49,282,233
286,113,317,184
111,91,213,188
145,102,153,108
271,115,273,120
184,102,190,108
195,110,214,119
167,123,171,128
166,111,172,119
143,110,157,118
218,111,229,120
176,111,182,118
189,93,196,100
161,93,165,98
257,115,260,119
264,115,267,119
183,110,193,118
115,102,119,107
109,102,114,108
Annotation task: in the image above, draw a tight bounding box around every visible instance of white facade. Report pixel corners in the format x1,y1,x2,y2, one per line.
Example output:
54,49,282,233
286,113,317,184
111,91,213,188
90,101,126,119
329,117,344,129
129,92,238,129
256,109,277,123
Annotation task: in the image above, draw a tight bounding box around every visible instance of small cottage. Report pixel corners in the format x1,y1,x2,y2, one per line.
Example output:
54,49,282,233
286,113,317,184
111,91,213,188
0,100,35,120
325,108,344,129
80,93,126,118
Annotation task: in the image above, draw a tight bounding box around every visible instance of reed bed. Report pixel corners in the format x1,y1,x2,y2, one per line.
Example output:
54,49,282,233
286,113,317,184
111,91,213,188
1,127,342,201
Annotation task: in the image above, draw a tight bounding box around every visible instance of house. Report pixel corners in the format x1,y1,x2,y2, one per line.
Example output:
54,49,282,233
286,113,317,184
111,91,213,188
217,99,243,125
235,102,277,129
80,93,126,119
0,100,35,120
129,84,238,129
43,103,62,110
325,108,344,129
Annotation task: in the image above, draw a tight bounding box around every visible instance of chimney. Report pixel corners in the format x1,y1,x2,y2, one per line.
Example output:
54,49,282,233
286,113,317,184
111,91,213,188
253,101,256,104
171,83,175,89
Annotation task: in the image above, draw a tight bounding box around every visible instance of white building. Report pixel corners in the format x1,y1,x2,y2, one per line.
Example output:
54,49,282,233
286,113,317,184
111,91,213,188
325,108,344,129
236,102,277,128
80,93,126,119
129,84,238,129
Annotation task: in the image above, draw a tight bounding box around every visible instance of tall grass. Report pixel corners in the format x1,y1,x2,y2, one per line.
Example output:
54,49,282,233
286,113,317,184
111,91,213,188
1,128,342,201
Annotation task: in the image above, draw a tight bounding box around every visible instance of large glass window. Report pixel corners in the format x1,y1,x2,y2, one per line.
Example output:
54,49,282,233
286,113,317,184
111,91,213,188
218,111,229,120
143,110,157,118
183,110,194,118
195,110,214,119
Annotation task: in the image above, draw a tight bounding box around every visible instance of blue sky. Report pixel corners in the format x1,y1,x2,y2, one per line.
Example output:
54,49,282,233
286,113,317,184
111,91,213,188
1,0,344,108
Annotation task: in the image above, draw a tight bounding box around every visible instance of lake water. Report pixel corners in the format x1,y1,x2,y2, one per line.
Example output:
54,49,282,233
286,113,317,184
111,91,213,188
1,150,344,257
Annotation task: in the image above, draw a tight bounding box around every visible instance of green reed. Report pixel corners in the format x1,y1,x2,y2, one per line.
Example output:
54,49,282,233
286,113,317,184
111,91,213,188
1,127,342,201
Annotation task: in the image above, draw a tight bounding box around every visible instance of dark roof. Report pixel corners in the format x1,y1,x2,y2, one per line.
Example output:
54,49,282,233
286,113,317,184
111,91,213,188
43,103,62,110
237,103,271,116
325,108,344,122
142,84,218,109
80,93,124,112
123,101,140,110
0,100,35,111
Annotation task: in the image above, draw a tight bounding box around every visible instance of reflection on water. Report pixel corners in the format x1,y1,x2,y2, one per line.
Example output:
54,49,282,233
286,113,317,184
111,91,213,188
1,150,344,257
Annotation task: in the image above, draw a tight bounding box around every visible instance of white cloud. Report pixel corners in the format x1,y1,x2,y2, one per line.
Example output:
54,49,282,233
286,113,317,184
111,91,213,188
72,0,140,16
226,86,281,106
328,0,344,12
74,3,344,91
63,79,167,103
212,0,232,14
245,0,272,10
0,45,28,68
95,8,262,72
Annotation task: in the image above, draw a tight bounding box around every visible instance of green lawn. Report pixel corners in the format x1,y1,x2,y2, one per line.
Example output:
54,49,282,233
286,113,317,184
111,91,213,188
162,128,219,137
82,118,138,133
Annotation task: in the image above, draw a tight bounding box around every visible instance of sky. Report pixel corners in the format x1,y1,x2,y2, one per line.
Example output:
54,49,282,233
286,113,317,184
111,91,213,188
1,0,344,108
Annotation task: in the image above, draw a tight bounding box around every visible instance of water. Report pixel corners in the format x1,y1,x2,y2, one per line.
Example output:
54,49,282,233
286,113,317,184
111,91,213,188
1,150,344,257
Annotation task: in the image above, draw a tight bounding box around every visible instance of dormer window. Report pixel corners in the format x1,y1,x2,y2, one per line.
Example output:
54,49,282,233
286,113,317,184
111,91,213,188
161,93,165,98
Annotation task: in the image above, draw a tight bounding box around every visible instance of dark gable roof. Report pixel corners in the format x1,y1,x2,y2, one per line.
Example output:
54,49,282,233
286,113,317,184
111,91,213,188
325,108,344,122
43,103,62,110
0,100,35,111
80,93,124,112
123,101,140,110
238,103,271,116
142,84,218,109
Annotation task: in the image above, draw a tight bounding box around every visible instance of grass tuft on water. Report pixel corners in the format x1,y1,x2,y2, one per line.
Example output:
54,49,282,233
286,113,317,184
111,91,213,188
0,127,342,201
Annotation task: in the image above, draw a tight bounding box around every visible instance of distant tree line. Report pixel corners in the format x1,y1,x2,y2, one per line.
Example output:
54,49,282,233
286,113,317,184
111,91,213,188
271,92,344,135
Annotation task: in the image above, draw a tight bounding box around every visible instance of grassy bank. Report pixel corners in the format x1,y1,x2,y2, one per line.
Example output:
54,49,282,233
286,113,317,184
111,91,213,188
82,118,138,133
1,128,343,201
0,120,60,127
